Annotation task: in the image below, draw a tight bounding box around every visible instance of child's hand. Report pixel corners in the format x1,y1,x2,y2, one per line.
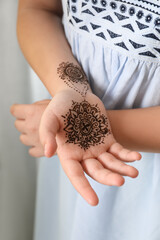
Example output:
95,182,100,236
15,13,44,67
10,100,50,158
39,90,141,205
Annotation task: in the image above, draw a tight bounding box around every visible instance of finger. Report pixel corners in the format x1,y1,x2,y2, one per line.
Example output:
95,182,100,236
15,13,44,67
20,134,36,146
81,158,125,186
29,146,44,158
98,152,139,178
10,104,30,119
14,120,26,134
60,158,99,206
108,143,142,162
34,99,51,105
39,109,59,158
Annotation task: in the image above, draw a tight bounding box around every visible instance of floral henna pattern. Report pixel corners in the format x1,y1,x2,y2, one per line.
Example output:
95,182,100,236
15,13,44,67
58,62,111,149
57,62,88,85
62,100,111,150
57,62,89,97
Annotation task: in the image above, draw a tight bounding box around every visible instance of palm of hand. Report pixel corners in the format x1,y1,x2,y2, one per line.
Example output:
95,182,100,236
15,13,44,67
40,90,141,206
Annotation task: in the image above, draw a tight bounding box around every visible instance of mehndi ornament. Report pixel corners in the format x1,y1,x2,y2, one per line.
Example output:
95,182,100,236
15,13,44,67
57,62,111,150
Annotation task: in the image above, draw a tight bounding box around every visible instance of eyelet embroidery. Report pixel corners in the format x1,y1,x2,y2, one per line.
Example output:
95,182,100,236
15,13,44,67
120,4,127,13
101,0,107,7
110,2,117,9
92,0,98,4
71,5,77,13
129,7,135,16
155,17,160,26
136,10,144,19
145,14,152,22
67,0,160,61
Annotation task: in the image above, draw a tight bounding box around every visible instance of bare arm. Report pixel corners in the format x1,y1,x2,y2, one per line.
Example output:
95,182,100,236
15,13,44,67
17,0,90,95
108,106,160,153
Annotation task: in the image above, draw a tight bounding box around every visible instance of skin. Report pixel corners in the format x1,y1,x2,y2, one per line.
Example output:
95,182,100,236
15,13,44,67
11,91,142,207
16,0,142,206
10,100,160,156
57,62,111,150
10,90,141,207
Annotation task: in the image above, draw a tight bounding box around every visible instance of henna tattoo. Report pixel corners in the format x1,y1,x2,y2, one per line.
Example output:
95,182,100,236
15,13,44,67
57,62,89,97
62,100,111,150
58,62,111,149
57,62,88,84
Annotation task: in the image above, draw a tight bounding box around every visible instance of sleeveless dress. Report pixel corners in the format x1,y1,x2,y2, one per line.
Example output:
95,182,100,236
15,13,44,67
60,1,160,240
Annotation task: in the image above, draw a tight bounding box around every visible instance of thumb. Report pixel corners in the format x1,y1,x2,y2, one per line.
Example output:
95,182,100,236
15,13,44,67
39,109,59,158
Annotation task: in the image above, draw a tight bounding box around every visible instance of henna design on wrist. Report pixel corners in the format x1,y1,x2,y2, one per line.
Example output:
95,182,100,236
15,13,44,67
62,100,111,150
57,62,89,97
58,62,110,150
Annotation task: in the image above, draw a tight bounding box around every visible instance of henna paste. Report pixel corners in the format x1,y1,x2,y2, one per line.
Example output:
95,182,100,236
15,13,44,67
62,100,111,150
57,62,89,97
58,62,110,149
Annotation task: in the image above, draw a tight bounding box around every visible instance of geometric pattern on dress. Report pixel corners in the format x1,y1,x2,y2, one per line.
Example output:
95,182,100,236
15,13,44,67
67,0,160,61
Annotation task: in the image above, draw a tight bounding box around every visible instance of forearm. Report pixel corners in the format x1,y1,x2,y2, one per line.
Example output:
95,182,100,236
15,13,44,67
17,2,90,96
108,106,160,153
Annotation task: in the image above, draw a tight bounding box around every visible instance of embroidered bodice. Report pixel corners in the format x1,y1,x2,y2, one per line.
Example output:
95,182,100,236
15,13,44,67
63,0,160,62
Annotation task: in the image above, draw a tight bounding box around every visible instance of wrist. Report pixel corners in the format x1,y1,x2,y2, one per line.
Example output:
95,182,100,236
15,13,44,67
55,61,92,96
53,83,92,96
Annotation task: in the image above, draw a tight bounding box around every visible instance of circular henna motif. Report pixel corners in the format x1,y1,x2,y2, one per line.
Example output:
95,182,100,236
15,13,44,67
62,100,111,150
65,66,84,81
57,62,88,85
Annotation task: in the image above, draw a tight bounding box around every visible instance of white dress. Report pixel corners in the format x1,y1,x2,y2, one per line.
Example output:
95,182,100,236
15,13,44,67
34,1,160,239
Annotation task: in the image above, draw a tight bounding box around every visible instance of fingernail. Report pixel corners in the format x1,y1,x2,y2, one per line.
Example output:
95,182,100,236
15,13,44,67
137,153,142,160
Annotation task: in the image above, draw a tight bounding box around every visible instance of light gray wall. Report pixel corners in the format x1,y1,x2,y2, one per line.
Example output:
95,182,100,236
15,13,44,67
0,1,36,240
